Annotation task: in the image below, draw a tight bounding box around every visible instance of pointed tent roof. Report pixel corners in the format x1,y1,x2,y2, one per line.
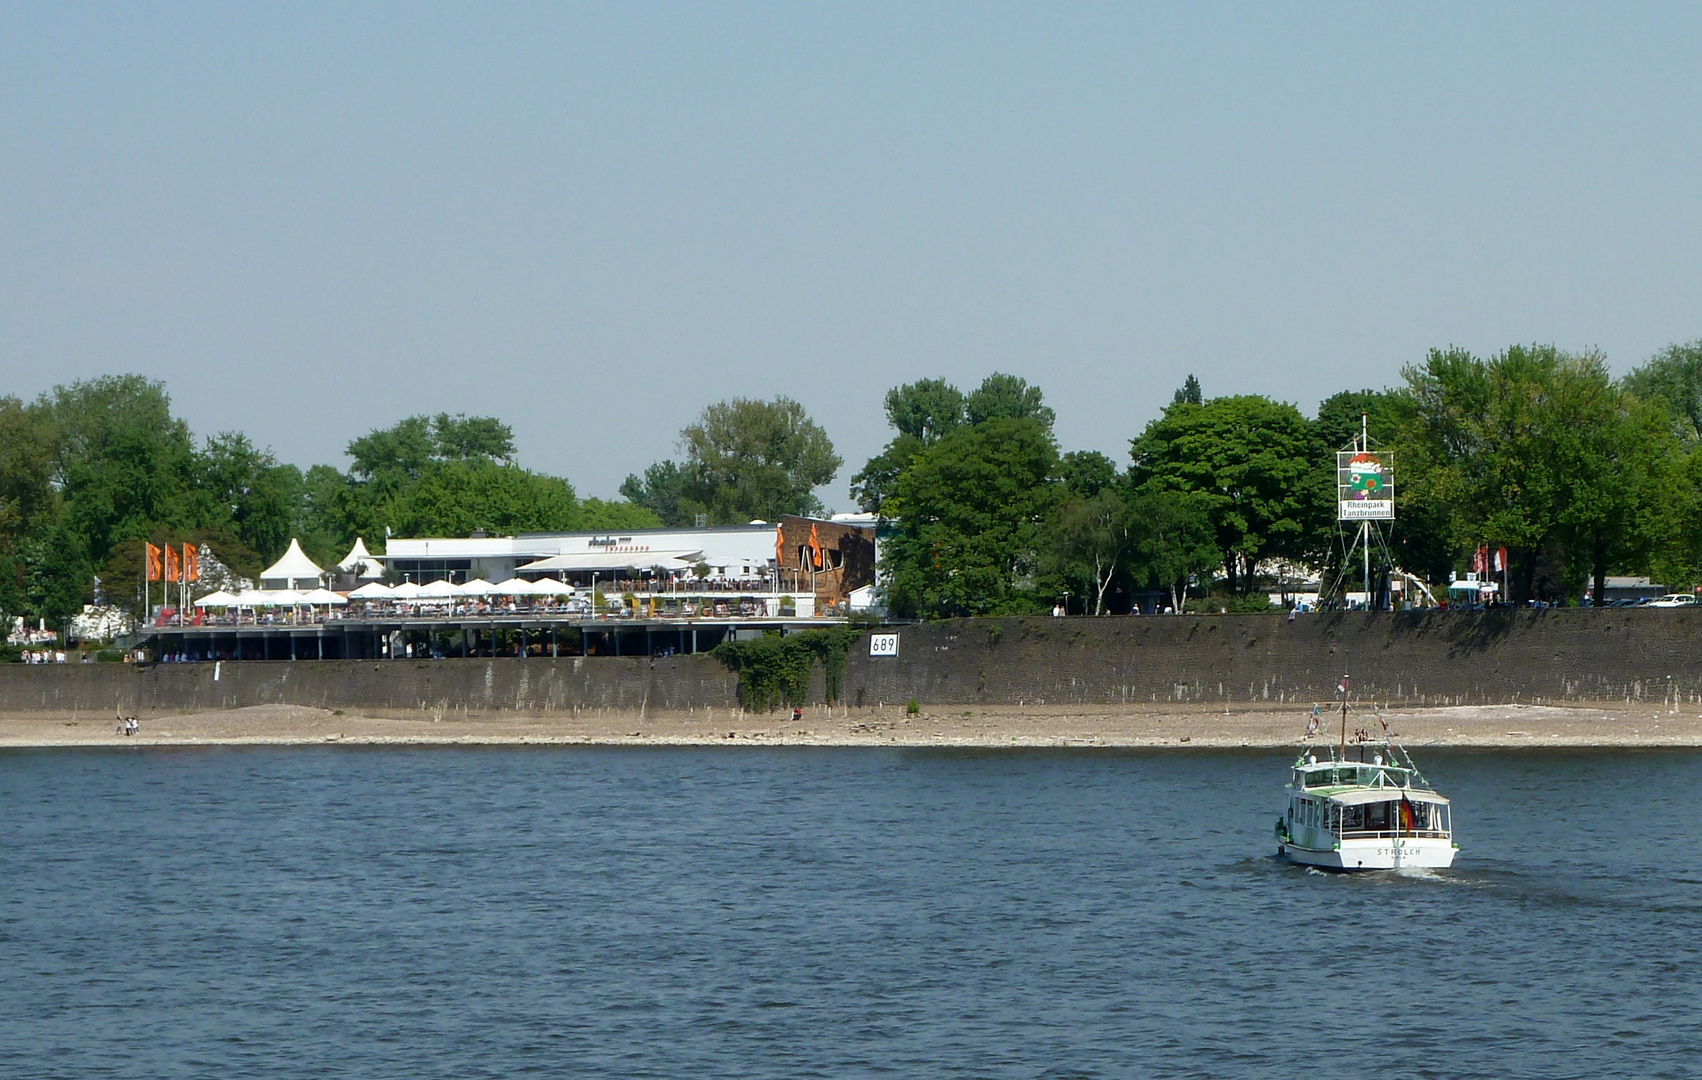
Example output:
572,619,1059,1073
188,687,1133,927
259,539,324,586
337,537,386,579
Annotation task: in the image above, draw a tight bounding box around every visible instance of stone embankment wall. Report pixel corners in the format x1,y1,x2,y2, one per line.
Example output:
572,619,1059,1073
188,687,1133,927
841,609,1702,708
3,610,1700,717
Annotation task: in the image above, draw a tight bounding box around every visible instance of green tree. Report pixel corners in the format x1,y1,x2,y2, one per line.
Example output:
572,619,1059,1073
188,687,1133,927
1060,450,1118,499
964,372,1055,431
575,497,664,531
1043,488,1133,615
294,463,358,564
849,378,967,515
1129,394,1321,593
1623,340,1702,442
41,375,202,567
620,460,699,527
339,413,540,540
883,416,1060,617
193,432,300,565
1401,345,1626,602
431,413,516,462
1126,484,1219,613
884,377,967,446
1172,374,1203,406
391,459,578,537
0,397,58,625
675,397,841,523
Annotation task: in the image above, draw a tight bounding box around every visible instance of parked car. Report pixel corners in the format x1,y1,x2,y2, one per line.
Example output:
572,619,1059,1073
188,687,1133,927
1644,594,1698,608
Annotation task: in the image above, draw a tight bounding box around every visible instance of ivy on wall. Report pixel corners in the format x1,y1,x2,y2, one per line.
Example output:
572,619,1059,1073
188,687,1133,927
711,626,863,711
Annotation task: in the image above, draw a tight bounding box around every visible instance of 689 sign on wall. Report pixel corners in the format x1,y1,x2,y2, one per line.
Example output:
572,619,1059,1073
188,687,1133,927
869,633,900,657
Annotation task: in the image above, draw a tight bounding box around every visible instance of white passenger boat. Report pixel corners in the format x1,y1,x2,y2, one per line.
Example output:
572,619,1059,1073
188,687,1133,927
1274,683,1457,871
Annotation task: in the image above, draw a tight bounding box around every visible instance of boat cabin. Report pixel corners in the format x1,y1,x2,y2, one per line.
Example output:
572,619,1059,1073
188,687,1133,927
1285,757,1452,842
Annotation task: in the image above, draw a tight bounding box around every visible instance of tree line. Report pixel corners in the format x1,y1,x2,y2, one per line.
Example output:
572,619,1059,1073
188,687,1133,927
2,338,1699,631
863,344,1701,616
0,377,841,630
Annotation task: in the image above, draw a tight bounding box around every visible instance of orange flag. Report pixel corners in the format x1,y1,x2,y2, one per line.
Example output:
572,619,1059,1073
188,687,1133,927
775,524,786,567
807,523,823,570
183,543,200,582
145,542,163,582
164,543,181,583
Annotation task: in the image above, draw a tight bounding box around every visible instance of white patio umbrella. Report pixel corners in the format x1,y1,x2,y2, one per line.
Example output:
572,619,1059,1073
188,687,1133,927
458,578,498,596
348,581,395,600
417,579,459,599
493,577,539,595
528,577,576,596
254,589,303,606
299,588,348,606
391,581,426,600
193,590,241,607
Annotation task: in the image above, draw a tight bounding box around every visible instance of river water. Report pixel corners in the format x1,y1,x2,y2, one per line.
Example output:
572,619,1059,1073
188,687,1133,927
3,746,1699,1078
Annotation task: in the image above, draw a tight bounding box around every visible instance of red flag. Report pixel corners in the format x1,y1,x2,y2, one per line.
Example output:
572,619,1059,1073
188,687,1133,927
1472,546,1487,575
807,523,824,570
145,542,163,582
164,544,181,583
1494,547,1508,573
183,543,200,583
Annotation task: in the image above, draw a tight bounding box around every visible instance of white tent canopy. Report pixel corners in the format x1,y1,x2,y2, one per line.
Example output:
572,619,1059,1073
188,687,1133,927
348,581,395,600
416,579,459,599
391,581,425,599
493,577,539,595
299,588,348,605
528,578,576,596
515,550,704,574
458,578,498,596
238,589,302,606
259,539,325,588
193,590,241,607
336,537,386,579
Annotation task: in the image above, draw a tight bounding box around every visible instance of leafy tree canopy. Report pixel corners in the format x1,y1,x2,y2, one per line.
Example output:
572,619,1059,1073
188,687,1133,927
884,416,1060,617
964,372,1055,432
1623,340,1702,442
1400,344,1629,601
678,397,841,524
1060,450,1119,500
1130,393,1321,593
620,459,697,527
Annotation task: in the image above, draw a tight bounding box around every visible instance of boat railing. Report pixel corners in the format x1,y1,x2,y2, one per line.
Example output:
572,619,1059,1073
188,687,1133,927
1337,828,1450,840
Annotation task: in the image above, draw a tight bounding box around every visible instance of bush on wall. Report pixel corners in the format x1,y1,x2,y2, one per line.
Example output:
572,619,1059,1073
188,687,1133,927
711,626,863,711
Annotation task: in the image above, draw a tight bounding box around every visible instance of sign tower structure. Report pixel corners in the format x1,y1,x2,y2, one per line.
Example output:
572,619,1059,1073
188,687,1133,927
1334,413,1395,610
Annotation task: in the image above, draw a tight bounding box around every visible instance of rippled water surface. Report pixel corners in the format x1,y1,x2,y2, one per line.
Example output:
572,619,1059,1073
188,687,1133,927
4,746,1700,1078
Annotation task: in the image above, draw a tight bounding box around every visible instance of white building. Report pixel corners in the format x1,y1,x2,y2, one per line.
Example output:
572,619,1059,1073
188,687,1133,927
384,524,777,584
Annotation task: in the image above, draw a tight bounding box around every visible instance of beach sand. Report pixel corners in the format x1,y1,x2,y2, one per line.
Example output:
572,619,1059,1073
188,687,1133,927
4,699,1702,749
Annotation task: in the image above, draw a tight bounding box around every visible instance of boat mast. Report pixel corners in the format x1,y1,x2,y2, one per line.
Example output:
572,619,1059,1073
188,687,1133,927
1339,675,1349,760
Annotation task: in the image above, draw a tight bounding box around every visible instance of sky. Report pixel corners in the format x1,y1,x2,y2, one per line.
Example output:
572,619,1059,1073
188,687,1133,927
4,3,1702,505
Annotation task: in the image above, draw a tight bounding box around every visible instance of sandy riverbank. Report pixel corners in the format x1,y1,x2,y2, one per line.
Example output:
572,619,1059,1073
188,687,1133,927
3,699,1702,749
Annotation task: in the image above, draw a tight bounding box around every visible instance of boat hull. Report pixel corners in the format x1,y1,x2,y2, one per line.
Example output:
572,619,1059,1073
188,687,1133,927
1278,836,1456,871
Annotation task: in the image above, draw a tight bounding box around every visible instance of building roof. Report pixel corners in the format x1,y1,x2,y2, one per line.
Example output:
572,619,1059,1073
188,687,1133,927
259,539,324,584
517,550,704,573
337,537,386,578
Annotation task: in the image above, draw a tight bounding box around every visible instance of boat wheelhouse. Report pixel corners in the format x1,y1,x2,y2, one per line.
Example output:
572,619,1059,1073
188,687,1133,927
1275,683,1458,871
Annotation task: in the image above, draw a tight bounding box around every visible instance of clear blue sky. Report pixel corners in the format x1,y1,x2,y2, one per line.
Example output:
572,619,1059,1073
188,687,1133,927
4,3,1700,503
